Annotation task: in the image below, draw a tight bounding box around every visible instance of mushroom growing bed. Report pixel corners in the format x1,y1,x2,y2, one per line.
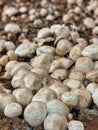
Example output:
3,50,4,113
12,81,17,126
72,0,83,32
0,0,98,130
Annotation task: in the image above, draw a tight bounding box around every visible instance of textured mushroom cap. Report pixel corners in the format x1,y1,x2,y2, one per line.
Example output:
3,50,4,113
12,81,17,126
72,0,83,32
68,120,84,130
4,23,21,34
13,88,33,106
72,88,91,109
4,103,22,118
0,93,16,111
44,112,68,130
24,101,47,127
47,99,69,116
75,57,94,73
82,44,98,60
61,92,78,107
32,87,57,103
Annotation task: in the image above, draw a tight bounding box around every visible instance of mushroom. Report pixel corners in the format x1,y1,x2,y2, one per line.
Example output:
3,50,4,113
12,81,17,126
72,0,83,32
24,101,47,127
44,112,68,130
4,103,22,118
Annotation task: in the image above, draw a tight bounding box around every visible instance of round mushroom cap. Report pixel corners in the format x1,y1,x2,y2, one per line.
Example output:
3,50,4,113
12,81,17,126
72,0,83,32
24,101,47,127
4,103,22,118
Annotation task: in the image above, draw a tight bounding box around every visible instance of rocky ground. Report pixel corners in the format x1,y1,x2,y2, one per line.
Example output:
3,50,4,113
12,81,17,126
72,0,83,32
0,0,98,130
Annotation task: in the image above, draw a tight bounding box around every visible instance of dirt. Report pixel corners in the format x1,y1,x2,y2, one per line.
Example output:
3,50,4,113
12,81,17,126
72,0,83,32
0,0,98,130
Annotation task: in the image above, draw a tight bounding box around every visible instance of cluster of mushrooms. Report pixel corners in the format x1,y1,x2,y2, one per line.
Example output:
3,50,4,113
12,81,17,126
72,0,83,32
0,23,98,130
0,0,98,130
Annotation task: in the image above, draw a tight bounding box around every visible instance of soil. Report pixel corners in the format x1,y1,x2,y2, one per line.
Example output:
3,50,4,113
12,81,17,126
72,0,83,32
0,0,98,130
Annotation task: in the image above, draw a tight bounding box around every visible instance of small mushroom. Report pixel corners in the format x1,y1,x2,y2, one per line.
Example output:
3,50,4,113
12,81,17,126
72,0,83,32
61,92,78,107
4,103,22,118
72,88,92,109
13,88,33,106
86,69,98,83
24,101,47,127
0,93,16,111
49,57,73,73
47,99,69,116
63,79,84,89
32,87,56,103
49,81,69,99
23,72,42,91
31,53,54,70
82,44,98,60
68,120,84,130
50,68,69,80
56,39,72,56
75,57,94,73
44,112,68,130
69,70,85,82
4,23,21,34
11,68,28,88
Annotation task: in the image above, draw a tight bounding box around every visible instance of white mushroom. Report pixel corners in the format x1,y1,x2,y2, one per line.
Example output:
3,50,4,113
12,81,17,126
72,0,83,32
5,60,18,72
36,45,55,55
0,93,16,111
11,68,28,88
4,23,21,34
68,120,84,130
86,69,98,82
13,88,33,106
31,53,54,69
32,87,56,103
15,39,32,57
50,24,70,37
4,41,15,51
49,81,69,99
4,7,18,17
87,83,98,94
50,68,69,80
0,55,9,66
44,112,68,130
69,70,85,82
24,101,47,127
47,99,69,116
61,92,78,107
75,57,94,73
4,103,22,118
49,57,73,73
10,62,32,76
37,27,52,38
56,39,72,56
82,44,98,60
23,72,42,91
72,88,91,109
63,79,84,89
83,17,95,28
